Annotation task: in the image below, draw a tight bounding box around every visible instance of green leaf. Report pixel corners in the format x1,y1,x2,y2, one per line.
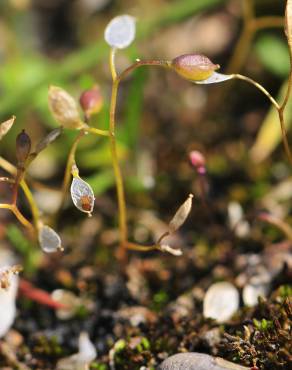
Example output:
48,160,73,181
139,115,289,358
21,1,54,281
254,34,290,78
250,80,292,162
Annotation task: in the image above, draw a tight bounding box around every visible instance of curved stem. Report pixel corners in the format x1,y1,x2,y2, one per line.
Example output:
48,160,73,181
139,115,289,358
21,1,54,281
124,241,157,252
85,127,110,137
20,180,40,228
118,59,171,82
233,74,280,109
0,203,34,232
233,74,292,165
56,130,86,218
0,156,40,227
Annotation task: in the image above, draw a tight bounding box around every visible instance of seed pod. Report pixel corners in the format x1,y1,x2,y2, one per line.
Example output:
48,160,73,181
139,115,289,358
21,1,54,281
169,194,193,233
79,86,103,119
104,15,136,49
35,127,63,155
16,129,31,164
48,86,83,129
171,54,219,82
38,225,63,253
70,177,95,216
0,116,15,141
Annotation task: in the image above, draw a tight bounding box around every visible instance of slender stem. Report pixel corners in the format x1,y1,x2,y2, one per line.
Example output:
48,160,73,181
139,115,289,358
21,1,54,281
233,74,280,109
0,203,34,232
56,130,86,217
0,156,17,176
109,79,128,244
277,109,292,165
281,39,292,112
0,156,40,227
233,74,292,165
253,16,285,31
110,48,117,81
124,241,157,252
0,177,14,184
118,59,170,82
20,180,40,228
85,127,110,137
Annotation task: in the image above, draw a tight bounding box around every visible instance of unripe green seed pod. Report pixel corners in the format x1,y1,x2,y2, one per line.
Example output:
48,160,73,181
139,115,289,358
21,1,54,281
171,54,219,82
16,129,31,164
48,86,83,129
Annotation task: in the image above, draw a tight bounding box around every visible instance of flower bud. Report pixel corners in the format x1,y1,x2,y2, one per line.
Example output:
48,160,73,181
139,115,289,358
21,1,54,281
48,86,83,129
16,129,31,164
171,54,219,82
189,150,206,175
79,86,103,119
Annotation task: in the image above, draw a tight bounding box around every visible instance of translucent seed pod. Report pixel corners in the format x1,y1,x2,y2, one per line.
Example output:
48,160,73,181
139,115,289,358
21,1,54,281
70,177,95,216
104,15,136,49
38,225,63,253
168,194,194,233
0,116,15,141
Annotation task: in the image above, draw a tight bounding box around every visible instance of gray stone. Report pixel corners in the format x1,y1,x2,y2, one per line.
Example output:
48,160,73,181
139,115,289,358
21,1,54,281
158,353,249,370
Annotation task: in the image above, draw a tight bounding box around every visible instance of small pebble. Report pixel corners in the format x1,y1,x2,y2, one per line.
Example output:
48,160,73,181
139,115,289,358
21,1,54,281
203,282,239,323
158,353,249,370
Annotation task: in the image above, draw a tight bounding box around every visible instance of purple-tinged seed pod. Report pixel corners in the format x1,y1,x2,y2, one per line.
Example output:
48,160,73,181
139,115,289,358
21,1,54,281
171,54,219,82
79,86,103,119
16,130,31,164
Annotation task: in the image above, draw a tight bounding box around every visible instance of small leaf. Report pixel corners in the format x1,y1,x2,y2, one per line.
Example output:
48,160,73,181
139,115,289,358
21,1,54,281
38,225,63,253
71,177,95,215
168,194,193,233
0,116,15,141
104,15,136,49
35,127,63,155
195,72,233,84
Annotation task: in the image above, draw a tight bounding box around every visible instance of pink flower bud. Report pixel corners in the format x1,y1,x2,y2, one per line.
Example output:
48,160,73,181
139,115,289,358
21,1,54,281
79,86,103,119
189,150,206,167
171,54,219,82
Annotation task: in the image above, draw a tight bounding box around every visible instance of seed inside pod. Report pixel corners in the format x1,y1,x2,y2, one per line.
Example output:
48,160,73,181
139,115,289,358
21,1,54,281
70,177,95,215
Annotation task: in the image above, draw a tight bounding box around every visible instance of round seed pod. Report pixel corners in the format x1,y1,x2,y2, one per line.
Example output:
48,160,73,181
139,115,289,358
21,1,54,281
104,15,136,49
38,225,63,253
79,86,103,119
70,177,95,215
171,54,219,82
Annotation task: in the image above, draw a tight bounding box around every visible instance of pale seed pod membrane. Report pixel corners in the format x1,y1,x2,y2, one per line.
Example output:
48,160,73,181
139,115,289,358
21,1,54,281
168,194,194,233
104,15,136,49
35,127,63,155
0,116,15,141
39,225,63,253
195,72,233,85
48,86,83,129
70,177,95,215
